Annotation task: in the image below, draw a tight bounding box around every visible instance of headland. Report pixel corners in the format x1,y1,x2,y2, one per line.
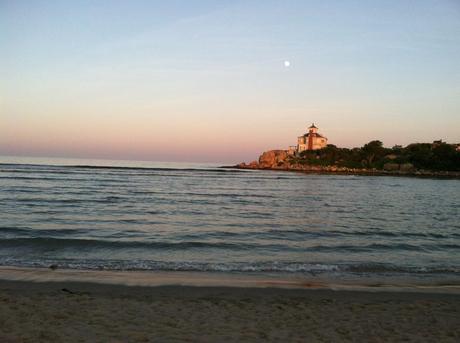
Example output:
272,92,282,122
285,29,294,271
231,124,460,179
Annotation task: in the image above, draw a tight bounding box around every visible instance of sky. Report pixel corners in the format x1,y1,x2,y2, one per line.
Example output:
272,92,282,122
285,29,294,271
1,0,459,163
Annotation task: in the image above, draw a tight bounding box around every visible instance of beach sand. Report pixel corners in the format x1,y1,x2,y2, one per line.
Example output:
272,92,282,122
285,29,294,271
0,269,459,342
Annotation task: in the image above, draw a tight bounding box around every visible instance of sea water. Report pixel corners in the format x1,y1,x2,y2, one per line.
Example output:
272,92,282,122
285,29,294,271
1,156,459,284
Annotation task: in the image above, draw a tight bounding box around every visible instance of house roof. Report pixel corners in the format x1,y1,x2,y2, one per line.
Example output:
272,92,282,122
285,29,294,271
300,132,325,138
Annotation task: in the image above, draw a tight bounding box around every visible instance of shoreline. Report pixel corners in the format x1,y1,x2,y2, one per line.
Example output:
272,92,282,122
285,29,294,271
1,274,459,342
226,165,460,179
1,266,459,294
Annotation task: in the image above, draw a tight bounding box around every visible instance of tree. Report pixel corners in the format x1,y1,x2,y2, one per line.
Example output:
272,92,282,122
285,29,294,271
404,143,434,169
361,140,386,168
431,143,460,171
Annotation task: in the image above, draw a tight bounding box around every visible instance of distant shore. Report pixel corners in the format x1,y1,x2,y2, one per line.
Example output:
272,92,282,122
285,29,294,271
227,164,460,179
229,143,460,179
0,268,460,342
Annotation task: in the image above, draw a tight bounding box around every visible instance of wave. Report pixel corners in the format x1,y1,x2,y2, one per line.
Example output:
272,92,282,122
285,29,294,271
0,237,287,251
0,258,458,275
264,228,460,240
0,226,92,236
0,163,248,174
3,225,459,246
0,236,458,254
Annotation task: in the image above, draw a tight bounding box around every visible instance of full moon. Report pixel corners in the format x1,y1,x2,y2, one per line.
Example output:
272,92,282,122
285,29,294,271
284,60,290,67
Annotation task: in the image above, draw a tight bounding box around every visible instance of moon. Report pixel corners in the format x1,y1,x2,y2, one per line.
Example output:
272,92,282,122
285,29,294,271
284,60,290,67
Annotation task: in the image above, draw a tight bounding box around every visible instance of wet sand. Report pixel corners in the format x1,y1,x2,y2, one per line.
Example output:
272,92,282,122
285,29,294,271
0,268,459,342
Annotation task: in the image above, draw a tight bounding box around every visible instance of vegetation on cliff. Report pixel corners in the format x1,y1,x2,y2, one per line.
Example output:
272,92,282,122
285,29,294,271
289,140,460,171
237,140,460,175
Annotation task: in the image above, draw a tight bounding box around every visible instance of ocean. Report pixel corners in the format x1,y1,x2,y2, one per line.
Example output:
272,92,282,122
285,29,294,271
1,156,459,285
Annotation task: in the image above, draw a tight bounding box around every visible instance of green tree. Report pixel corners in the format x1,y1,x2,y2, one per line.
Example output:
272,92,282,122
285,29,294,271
404,143,434,169
361,140,386,168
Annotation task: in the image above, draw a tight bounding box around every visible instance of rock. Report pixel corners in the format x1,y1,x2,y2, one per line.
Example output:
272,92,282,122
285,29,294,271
385,154,398,160
236,161,259,169
383,163,399,171
258,150,289,168
248,160,259,168
400,163,415,172
61,288,78,295
49,264,58,270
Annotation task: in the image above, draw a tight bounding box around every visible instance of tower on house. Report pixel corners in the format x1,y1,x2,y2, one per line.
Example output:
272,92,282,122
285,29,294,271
296,123,328,153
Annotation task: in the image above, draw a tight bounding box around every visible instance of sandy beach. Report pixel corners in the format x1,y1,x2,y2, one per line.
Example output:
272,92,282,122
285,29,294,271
0,269,459,342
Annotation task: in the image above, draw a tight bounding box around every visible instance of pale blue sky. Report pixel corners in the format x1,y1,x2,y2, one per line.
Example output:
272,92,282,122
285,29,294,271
1,0,459,162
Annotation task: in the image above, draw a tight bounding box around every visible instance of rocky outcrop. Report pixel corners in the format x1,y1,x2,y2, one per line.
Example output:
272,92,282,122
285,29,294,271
400,163,415,172
383,162,415,172
258,150,289,168
236,160,259,169
383,163,400,171
234,150,459,178
236,150,289,169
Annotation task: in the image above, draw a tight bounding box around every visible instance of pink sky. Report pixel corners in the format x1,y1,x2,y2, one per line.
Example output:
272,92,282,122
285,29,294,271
1,1,459,163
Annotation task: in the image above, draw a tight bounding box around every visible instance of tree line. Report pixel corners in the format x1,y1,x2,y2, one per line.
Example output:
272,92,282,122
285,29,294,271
292,140,460,171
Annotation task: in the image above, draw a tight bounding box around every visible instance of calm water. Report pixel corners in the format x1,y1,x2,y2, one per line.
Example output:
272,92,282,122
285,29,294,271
1,157,459,283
